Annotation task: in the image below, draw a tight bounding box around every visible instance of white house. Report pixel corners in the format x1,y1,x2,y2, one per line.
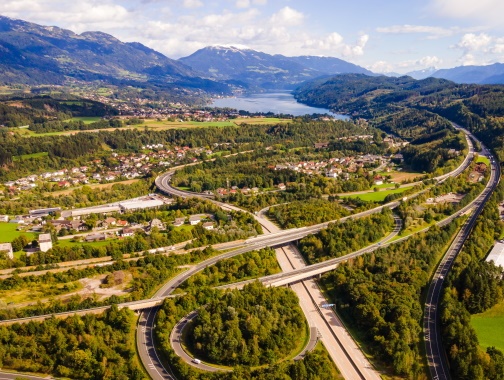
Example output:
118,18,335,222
39,233,53,252
189,215,203,225
0,243,13,259
202,222,214,230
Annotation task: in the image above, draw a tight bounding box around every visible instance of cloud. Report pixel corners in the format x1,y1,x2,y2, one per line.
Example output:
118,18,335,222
183,0,203,8
491,38,504,54
456,33,492,51
270,6,304,27
376,24,455,39
430,0,504,25
369,55,443,74
0,0,368,61
417,55,443,67
342,34,369,57
235,0,250,8
397,55,443,68
368,61,395,73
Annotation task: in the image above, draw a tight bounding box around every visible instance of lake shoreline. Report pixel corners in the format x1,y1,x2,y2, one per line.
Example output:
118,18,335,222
209,91,349,120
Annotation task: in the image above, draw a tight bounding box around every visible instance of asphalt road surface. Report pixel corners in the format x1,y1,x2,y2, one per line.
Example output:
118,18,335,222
423,125,500,380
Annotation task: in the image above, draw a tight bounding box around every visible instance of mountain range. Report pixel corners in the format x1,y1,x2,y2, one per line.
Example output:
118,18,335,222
1,15,504,94
178,46,373,89
0,15,228,94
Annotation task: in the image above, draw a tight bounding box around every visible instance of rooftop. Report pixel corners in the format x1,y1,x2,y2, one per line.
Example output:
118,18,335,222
486,242,504,268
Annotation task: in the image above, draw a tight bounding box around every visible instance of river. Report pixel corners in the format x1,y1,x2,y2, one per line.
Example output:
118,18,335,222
210,91,349,120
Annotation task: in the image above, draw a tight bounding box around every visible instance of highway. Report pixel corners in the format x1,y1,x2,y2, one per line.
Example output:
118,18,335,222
0,372,49,380
423,125,500,380
136,123,477,380
0,123,480,379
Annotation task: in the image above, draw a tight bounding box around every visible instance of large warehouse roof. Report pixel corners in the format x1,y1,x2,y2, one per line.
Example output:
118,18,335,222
486,242,504,268
119,199,164,211
69,205,121,217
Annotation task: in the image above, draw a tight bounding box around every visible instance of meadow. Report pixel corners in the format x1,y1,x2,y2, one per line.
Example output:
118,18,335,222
471,300,504,352
343,186,412,202
0,223,36,243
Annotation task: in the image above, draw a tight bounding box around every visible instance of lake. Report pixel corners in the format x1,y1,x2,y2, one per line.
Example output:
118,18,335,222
210,91,349,120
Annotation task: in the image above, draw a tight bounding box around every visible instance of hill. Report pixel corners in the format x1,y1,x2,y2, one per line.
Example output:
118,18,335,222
179,45,373,90
431,63,504,84
0,15,229,94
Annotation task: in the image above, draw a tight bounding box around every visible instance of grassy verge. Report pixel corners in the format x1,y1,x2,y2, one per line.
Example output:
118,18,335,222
313,341,344,380
475,155,491,166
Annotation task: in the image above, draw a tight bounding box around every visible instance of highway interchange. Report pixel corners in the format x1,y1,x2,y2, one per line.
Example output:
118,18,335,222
0,123,499,380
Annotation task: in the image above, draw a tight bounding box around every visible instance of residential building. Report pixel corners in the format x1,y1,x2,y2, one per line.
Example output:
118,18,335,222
189,215,202,225
0,243,13,259
203,222,214,230
149,218,166,231
173,217,185,227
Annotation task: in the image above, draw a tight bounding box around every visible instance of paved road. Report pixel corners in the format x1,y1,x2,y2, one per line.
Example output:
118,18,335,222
135,128,475,380
423,125,500,380
0,371,50,380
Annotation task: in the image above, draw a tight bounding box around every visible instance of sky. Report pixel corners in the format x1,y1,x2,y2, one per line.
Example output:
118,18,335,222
1,0,504,73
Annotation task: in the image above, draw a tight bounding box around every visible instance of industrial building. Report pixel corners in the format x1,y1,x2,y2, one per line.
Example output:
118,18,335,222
29,207,61,217
119,199,164,212
486,242,504,268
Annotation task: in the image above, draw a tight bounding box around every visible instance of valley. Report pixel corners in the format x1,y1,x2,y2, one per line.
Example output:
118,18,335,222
0,12,503,380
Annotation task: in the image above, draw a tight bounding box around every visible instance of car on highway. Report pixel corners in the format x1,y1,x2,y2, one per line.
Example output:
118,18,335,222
193,358,201,364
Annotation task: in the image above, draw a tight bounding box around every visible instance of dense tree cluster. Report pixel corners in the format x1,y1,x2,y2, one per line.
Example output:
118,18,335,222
156,285,339,380
299,210,394,263
181,248,280,289
0,306,145,379
188,282,305,366
268,198,350,228
318,222,461,377
439,181,504,379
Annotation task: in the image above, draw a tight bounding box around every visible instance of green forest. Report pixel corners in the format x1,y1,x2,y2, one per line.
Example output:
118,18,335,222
0,305,146,379
188,282,306,366
156,285,338,380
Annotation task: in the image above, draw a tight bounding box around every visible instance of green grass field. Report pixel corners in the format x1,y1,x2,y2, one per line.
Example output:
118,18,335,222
12,151,49,161
57,238,117,249
343,187,412,202
0,223,36,243
471,300,504,352
372,182,397,189
476,155,491,166
70,116,102,124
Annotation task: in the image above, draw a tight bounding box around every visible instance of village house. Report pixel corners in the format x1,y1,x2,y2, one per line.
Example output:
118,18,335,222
39,233,53,252
0,243,13,259
189,215,203,225
173,217,186,227
148,218,166,231
202,222,214,230
120,227,135,237
85,233,107,242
